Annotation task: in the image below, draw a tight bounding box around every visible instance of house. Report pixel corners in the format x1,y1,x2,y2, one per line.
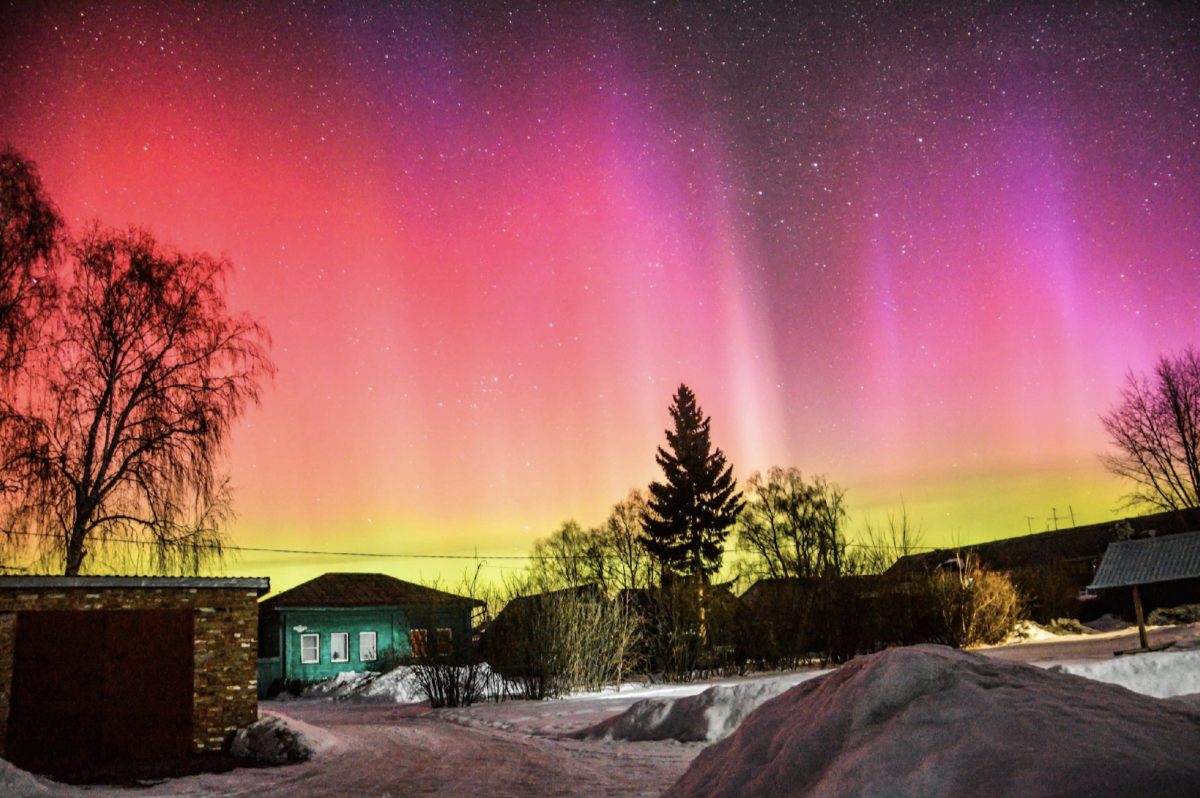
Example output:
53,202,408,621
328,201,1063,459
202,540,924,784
0,575,269,776
256,572,484,696
885,507,1200,620
1088,529,1200,652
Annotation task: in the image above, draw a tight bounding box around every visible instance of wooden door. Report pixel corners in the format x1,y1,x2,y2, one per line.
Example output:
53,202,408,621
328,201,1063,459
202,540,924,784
6,609,195,774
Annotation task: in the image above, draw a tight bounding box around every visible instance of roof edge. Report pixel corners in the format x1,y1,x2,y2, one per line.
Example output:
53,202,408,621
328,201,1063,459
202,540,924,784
0,576,271,595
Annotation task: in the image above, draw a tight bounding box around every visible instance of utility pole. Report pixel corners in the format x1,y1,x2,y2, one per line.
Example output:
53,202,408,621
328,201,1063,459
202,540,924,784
1025,516,1036,535
1049,508,1062,531
1068,506,1076,527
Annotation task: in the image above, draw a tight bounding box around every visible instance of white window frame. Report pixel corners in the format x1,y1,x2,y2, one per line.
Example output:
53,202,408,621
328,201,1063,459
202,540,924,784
330,632,350,663
359,631,377,662
300,633,320,664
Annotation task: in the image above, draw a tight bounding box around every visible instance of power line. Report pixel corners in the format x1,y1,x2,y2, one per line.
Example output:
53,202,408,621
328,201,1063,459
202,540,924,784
9,530,939,562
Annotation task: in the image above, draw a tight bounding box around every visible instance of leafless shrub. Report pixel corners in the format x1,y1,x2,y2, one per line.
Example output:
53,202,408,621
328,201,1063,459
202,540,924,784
929,559,1025,648
483,577,641,699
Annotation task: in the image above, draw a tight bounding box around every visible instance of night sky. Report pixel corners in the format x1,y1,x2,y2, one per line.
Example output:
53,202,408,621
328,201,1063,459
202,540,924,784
2,2,1198,589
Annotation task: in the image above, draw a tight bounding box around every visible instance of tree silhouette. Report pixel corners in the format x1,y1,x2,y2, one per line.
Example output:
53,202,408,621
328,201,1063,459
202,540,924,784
0,144,62,374
0,225,274,575
643,384,743,582
1101,347,1200,511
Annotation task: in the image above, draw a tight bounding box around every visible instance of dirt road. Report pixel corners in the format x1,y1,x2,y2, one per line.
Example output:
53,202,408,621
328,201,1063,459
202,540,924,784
45,699,698,798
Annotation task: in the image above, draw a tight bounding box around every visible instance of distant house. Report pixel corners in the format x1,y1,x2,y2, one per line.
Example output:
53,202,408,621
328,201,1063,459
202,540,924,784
885,507,1200,620
257,572,484,696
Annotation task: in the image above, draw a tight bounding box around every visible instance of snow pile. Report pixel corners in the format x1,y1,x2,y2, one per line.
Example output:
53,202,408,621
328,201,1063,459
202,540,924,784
1056,649,1200,698
0,759,52,797
665,645,1200,798
229,715,314,765
230,709,340,765
999,618,1098,646
1084,613,1131,632
300,667,424,703
576,680,799,743
1000,620,1060,644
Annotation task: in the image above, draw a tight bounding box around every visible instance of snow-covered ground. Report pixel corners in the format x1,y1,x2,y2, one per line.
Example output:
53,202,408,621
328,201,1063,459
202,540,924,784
665,645,1200,798
6,623,1200,797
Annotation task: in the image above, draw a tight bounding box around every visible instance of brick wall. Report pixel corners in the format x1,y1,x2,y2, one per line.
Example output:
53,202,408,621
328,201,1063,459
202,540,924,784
0,587,259,756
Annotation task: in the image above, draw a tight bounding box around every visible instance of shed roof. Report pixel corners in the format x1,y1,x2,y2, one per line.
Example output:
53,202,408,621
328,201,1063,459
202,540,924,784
261,572,484,609
0,576,270,595
1088,530,1200,590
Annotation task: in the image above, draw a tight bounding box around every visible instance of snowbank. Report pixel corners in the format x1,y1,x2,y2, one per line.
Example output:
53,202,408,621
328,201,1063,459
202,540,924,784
298,667,424,703
665,645,1200,798
576,680,806,743
1056,649,1200,698
0,759,53,797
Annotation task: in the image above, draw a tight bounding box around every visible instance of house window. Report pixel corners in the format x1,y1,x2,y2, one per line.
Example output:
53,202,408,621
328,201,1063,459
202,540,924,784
360,631,377,662
331,632,349,663
436,628,453,657
300,633,320,664
409,628,428,658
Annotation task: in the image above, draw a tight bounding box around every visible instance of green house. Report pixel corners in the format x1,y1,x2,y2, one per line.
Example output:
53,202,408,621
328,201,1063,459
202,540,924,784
256,572,483,697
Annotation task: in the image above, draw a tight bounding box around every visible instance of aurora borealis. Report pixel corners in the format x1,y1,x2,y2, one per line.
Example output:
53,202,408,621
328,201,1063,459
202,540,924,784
2,2,1198,590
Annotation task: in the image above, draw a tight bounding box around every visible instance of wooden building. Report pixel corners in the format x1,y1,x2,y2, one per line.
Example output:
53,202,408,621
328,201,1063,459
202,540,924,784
0,575,268,776
1088,529,1200,652
256,572,483,696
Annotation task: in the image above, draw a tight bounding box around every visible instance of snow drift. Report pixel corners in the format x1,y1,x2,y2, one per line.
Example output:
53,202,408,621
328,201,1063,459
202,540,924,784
1055,649,1200,698
0,759,51,797
575,680,797,743
229,709,340,765
665,645,1200,798
298,667,424,703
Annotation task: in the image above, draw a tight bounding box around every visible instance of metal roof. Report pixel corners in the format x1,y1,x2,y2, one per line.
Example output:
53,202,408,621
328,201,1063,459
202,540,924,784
0,576,271,595
1088,530,1200,590
260,572,484,609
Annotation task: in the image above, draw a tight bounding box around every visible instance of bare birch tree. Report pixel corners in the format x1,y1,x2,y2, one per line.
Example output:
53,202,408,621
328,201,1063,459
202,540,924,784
1101,347,1200,511
0,225,274,575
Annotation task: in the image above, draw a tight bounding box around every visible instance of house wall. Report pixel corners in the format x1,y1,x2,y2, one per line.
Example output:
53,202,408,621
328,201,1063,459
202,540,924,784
272,604,473,684
0,587,259,756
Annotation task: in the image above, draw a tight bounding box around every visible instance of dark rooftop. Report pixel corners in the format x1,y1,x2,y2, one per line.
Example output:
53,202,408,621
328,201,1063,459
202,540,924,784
260,572,484,609
886,507,1200,576
0,576,270,595
1088,531,1200,590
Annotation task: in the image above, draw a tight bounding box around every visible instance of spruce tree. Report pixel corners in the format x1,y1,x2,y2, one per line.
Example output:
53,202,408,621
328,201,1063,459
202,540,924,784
643,384,744,582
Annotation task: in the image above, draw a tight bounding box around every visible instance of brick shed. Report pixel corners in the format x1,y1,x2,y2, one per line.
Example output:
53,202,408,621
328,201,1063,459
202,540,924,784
0,575,269,775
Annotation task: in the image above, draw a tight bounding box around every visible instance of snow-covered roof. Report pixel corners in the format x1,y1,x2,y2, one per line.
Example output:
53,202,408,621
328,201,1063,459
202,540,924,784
1088,530,1200,590
0,575,271,594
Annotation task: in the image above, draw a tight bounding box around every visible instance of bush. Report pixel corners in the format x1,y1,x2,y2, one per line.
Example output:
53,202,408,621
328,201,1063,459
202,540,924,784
483,585,641,699
930,565,1025,648
1009,563,1083,624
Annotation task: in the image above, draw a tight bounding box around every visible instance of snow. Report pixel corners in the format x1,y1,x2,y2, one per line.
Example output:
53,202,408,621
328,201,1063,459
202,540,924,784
291,666,424,703
575,674,823,743
1084,613,1132,632
1055,649,1200,698
665,645,1200,798
0,759,51,797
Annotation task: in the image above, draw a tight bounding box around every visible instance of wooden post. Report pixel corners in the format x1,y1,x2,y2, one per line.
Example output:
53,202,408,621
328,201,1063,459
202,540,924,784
1132,585,1149,651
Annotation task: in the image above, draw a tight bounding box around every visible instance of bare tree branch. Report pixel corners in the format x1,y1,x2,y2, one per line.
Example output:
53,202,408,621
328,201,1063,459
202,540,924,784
0,225,274,575
1100,347,1200,512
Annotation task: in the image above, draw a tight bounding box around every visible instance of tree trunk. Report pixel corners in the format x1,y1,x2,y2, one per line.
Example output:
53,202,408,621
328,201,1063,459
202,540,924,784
63,520,89,576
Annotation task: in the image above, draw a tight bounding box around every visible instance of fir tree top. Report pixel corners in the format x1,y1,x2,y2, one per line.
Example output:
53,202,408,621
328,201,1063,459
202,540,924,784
643,384,744,579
